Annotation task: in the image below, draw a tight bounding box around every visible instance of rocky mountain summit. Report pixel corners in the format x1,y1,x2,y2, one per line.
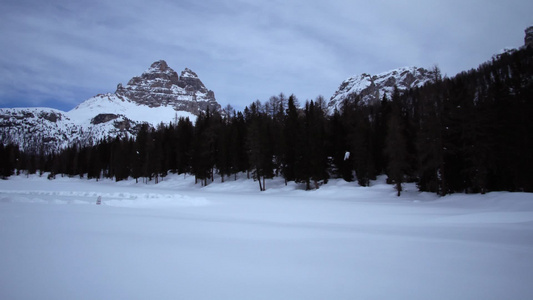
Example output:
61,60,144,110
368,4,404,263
116,60,219,113
327,66,436,114
525,26,533,48
1,60,220,153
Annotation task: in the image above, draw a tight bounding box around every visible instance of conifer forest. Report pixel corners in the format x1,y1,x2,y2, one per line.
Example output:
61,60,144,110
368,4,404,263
1,47,532,195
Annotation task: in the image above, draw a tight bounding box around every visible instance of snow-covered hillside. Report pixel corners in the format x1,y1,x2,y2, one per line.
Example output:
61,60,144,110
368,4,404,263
1,174,532,300
0,61,216,153
328,66,435,114
0,107,80,152
68,93,196,128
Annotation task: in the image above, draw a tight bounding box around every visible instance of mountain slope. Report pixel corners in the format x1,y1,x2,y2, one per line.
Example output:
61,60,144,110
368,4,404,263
327,66,436,114
0,60,219,153
0,107,79,153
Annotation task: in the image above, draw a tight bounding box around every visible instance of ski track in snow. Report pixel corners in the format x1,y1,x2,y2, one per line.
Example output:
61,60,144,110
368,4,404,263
0,189,209,207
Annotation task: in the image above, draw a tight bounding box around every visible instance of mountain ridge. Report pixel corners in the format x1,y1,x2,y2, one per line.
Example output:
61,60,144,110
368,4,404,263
0,60,218,153
0,63,437,153
327,66,437,114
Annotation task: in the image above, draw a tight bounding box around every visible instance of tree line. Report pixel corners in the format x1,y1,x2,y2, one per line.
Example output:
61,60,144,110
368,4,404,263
1,46,532,195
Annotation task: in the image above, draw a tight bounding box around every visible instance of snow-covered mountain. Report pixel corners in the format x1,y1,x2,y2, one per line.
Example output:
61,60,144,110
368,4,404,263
114,60,219,113
1,107,80,153
0,60,219,153
327,66,436,114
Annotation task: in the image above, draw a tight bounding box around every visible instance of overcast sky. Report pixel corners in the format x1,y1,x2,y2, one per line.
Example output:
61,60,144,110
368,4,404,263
1,0,531,111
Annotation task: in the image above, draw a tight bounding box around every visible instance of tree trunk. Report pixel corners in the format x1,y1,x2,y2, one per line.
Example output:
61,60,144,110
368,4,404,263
396,182,402,197
258,176,263,191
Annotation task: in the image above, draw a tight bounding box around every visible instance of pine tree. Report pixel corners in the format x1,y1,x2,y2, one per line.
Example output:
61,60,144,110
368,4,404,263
230,111,249,177
415,85,445,195
328,107,352,181
246,101,275,191
303,100,328,189
282,95,301,184
86,143,102,180
384,87,408,196
216,114,232,182
175,117,194,175
0,144,17,179
191,109,217,186
110,137,129,182
341,94,376,187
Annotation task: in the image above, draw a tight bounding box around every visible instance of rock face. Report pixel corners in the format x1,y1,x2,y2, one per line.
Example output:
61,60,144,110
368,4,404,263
116,60,220,114
0,60,220,153
91,113,120,125
327,66,435,114
525,26,533,48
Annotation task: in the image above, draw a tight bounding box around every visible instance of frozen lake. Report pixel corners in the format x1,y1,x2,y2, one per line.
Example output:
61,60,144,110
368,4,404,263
1,174,533,299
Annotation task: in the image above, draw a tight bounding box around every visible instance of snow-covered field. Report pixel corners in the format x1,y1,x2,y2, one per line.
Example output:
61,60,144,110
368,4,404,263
1,174,532,300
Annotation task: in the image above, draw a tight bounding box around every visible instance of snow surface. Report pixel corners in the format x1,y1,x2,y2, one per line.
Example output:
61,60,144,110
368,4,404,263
68,93,196,127
1,174,533,300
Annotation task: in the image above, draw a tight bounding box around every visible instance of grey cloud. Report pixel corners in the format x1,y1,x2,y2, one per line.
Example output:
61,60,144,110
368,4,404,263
1,0,532,111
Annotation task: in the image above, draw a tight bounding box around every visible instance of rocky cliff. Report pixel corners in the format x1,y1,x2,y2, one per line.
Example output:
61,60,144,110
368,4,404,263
525,26,533,48
115,60,219,114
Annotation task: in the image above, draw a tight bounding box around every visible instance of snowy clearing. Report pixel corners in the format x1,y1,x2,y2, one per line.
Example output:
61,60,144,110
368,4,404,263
1,174,533,300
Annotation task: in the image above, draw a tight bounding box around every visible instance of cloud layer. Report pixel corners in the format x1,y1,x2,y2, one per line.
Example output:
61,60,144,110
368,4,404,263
1,0,531,111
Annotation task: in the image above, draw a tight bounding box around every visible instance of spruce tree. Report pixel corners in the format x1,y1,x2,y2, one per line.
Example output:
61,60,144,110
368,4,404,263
303,100,328,189
384,87,408,196
175,117,194,175
282,95,301,184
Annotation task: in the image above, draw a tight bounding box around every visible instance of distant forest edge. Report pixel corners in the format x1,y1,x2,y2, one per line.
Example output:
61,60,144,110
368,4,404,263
1,46,532,195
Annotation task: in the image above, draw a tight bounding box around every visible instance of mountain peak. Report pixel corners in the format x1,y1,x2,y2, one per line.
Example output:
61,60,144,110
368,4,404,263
136,60,179,82
525,26,533,48
327,66,435,114
116,61,220,114
0,60,220,153
181,68,198,78
148,60,169,71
